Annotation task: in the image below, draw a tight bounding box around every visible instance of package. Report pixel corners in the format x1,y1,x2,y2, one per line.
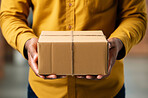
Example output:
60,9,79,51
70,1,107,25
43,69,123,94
38,31,108,75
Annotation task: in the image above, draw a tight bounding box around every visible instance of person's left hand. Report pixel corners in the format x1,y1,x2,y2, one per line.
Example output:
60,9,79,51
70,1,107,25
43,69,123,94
76,38,123,79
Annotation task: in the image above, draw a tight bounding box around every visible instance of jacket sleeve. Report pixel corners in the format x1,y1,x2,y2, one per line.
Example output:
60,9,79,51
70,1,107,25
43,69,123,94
109,0,147,59
0,0,37,59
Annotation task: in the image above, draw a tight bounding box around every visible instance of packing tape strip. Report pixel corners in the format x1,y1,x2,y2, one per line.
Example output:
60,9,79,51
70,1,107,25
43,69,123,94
71,31,74,75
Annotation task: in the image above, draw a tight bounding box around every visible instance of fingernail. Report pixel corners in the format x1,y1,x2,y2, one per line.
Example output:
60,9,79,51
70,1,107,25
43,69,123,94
47,75,57,79
33,54,37,60
61,76,66,78
46,76,56,79
77,76,83,78
40,76,45,79
49,78,56,79
51,75,57,78
86,76,92,79
97,75,103,79
109,43,111,49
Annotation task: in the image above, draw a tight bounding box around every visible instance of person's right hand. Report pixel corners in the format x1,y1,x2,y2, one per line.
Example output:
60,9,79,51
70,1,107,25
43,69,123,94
25,38,66,79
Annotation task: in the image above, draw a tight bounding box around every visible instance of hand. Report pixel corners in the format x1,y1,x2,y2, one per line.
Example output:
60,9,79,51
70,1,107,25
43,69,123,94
25,38,66,79
76,38,123,79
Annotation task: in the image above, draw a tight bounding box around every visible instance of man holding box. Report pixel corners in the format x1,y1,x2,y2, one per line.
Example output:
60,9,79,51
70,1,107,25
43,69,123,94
0,0,147,97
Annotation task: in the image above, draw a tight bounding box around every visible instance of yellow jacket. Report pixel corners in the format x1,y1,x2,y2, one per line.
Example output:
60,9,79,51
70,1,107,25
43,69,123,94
0,0,147,97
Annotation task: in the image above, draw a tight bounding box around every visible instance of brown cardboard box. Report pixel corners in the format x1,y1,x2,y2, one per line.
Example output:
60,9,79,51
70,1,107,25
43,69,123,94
38,31,108,75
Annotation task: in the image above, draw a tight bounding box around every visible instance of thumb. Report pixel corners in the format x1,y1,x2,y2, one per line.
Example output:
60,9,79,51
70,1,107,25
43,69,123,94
29,46,37,59
33,53,38,62
108,42,112,49
26,38,38,60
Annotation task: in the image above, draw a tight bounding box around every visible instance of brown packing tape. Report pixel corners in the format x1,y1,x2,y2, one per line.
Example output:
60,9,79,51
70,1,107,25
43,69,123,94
71,31,74,75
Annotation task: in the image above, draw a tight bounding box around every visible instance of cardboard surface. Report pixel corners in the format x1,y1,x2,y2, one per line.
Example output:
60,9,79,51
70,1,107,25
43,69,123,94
38,31,108,75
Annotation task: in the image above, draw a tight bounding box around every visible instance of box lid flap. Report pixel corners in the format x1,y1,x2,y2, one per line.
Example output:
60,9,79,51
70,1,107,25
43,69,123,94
73,36,107,42
39,31,107,42
39,36,72,42
41,31,71,36
73,31,104,36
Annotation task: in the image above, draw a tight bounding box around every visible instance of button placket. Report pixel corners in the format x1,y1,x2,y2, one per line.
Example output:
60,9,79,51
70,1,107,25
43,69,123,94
69,25,72,30
66,0,74,31
66,0,76,97
69,3,72,7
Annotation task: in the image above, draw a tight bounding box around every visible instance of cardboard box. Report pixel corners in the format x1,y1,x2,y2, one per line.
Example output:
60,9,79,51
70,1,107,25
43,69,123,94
38,31,108,75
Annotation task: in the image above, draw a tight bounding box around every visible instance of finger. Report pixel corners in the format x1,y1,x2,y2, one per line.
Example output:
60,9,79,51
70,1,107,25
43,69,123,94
46,74,57,79
108,43,115,74
57,75,66,78
33,53,38,62
38,75,45,79
60,75,66,78
108,52,116,74
108,40,112,73
29,46,38,59
28,53,45,79
76,75,85,79
28,52,38,74
108,42,112,49
97,74,110,80
108,58,113,74
97,75,103,79
86,75,96,79
107,39,112,49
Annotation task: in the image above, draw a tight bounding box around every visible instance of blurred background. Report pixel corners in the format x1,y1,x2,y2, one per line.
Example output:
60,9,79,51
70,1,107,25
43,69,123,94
0,0,148,98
